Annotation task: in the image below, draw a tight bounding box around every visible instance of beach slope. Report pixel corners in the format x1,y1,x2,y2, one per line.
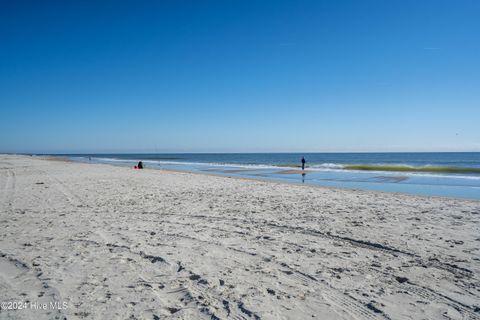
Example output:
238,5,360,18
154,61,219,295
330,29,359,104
0,155,479,319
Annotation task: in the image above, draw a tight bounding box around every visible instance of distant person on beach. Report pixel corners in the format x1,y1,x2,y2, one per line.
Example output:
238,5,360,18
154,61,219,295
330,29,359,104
301,157,306,170
135,161,143,169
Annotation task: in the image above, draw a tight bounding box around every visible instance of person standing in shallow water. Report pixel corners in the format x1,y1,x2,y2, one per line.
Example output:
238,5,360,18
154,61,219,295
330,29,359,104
301,157,306,171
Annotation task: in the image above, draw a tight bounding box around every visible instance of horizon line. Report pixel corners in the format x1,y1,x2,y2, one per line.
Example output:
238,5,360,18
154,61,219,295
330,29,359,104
4,151,480,155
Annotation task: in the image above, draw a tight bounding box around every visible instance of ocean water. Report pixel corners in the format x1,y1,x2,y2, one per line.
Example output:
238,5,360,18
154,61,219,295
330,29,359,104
58,153,480,200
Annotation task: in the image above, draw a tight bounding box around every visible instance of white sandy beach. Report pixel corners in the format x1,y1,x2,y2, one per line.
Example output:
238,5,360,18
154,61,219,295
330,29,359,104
0,155,479,320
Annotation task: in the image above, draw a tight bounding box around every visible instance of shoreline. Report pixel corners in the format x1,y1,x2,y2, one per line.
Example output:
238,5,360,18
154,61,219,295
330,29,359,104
39,154,480,202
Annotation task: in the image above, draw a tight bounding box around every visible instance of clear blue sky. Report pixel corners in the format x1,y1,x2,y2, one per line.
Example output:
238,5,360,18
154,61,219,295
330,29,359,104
1,0,479,153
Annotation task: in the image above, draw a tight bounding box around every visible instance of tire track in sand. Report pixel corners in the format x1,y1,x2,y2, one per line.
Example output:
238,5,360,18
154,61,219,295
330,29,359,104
150,213,475,280
33,167,87,209
0,170,16,214
156,229,390,320
0,252,65,320
399,282,480,320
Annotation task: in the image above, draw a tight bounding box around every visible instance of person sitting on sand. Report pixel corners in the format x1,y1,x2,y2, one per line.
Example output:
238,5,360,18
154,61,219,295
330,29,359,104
136,161,143,169
301,157,306,170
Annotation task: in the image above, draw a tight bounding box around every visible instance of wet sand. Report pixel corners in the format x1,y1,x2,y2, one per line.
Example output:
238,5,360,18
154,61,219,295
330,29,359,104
276,169,312,174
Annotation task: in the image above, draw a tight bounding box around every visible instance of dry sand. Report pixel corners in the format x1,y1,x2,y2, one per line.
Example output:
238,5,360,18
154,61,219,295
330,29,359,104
0,155,479,320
